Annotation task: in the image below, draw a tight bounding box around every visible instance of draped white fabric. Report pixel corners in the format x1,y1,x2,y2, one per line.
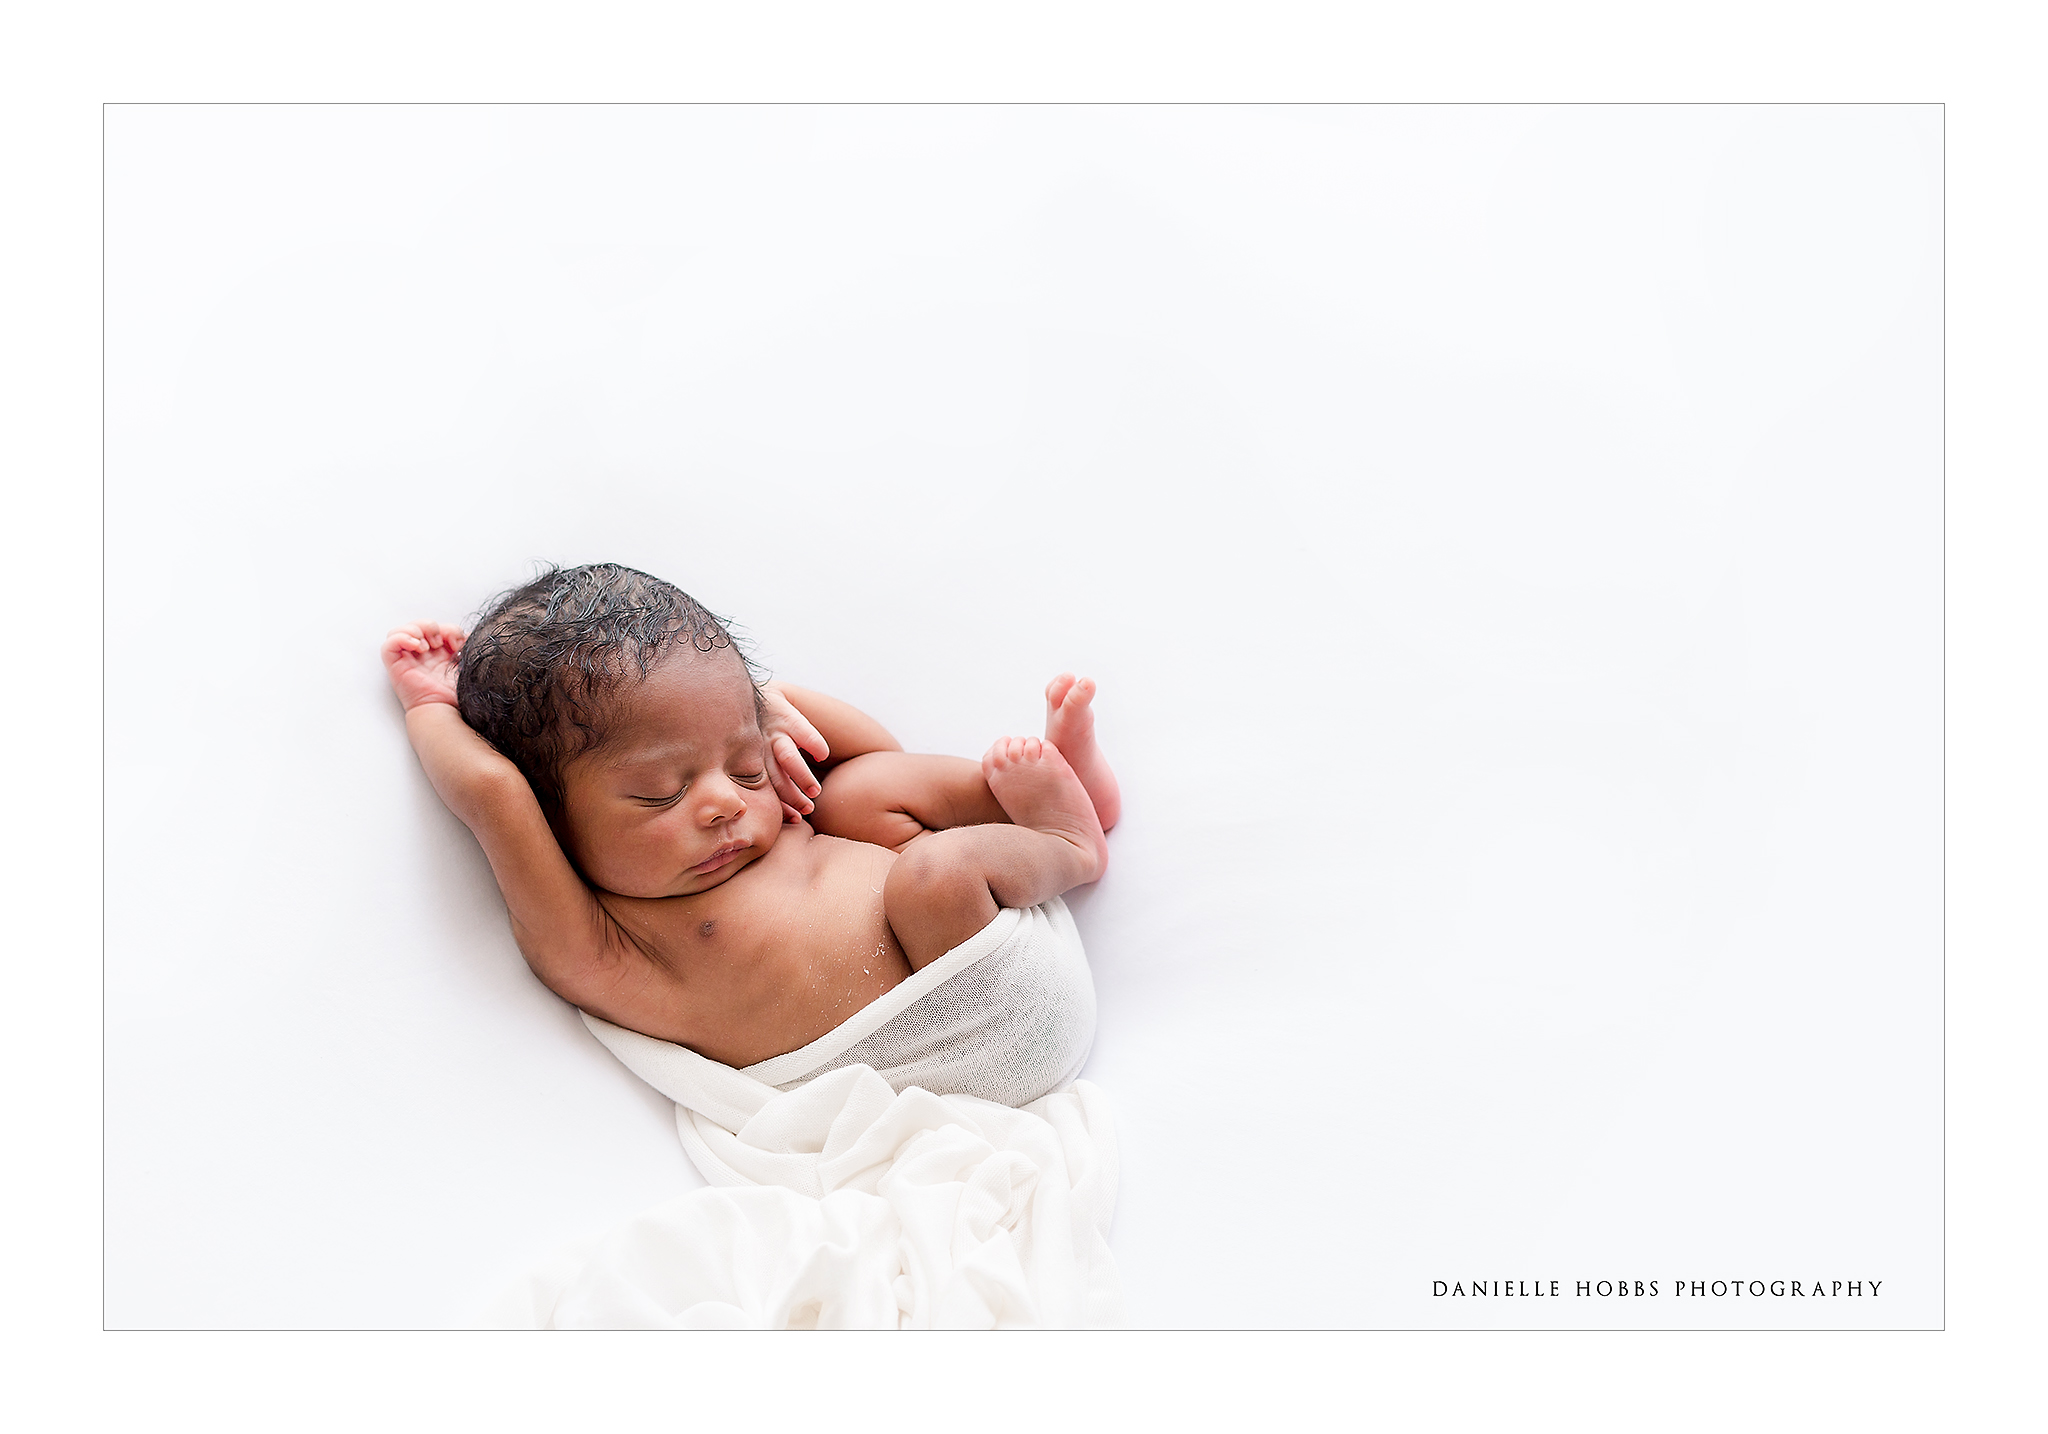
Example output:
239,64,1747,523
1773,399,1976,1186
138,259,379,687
478,900,1119,1328
482,1060,1121,1328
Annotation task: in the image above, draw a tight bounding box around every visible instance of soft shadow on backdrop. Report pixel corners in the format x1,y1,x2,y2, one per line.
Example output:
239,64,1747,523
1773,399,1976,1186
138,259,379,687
105,104,1940,1327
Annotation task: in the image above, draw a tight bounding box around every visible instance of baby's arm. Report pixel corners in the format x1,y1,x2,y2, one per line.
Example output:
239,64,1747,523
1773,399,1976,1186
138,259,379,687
758,681,905,820
763,683,1005,849
382,623,646,1008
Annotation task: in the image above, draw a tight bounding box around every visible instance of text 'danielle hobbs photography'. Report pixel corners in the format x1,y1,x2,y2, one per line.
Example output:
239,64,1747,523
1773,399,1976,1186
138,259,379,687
1433,1278,1885,1301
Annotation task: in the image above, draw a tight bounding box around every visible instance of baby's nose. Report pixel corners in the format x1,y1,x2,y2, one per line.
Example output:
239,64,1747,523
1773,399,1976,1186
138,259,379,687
698,776,747,822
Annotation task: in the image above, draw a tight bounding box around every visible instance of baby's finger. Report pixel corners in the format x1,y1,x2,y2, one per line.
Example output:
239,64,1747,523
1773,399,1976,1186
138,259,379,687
772,733,822,800
412,619,457,651
788,710,828,762
765,757,811,811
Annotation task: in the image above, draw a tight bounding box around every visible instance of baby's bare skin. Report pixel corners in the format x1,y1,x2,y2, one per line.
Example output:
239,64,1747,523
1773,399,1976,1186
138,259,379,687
587,819,910,1067
383,622,1111,1068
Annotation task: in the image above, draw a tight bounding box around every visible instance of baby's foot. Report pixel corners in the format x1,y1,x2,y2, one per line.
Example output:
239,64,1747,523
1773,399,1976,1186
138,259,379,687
1043,674,1121,831
982,736,1109,883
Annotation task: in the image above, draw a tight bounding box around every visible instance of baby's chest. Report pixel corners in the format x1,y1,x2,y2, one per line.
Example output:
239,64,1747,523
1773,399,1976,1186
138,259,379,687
640,860,909,1060
672,849,886,963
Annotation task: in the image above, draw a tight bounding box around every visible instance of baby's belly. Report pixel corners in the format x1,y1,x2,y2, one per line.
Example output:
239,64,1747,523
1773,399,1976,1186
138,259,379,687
777,834,915,1042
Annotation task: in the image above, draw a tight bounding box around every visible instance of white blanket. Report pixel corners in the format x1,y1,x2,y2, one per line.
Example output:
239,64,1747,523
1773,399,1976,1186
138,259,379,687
480,910,1122,1329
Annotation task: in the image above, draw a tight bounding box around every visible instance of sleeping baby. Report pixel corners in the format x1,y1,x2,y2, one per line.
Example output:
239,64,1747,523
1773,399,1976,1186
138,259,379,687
381,562,1120,1105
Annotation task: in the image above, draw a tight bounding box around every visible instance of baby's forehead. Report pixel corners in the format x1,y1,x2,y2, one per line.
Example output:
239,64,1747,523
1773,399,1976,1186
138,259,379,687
602,648,760,742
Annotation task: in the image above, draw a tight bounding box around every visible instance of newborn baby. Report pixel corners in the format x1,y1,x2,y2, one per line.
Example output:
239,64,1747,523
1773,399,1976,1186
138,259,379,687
382,563,1120,1076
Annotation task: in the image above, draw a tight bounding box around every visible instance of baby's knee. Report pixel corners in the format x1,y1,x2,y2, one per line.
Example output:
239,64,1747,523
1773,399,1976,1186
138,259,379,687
885,833,989,917
883,834,999,966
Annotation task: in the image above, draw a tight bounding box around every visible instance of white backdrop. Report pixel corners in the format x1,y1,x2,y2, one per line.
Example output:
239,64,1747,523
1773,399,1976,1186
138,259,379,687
104,104,1941,1329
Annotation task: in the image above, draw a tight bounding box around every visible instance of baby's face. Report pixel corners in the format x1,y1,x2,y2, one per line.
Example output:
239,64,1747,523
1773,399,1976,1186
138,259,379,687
555,646,783,899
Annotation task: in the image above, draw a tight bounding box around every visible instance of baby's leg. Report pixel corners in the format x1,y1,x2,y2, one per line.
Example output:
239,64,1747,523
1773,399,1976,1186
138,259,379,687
810,676,1120,849
882,739,1107,970
1044,674,1121,831
809,752,1008,850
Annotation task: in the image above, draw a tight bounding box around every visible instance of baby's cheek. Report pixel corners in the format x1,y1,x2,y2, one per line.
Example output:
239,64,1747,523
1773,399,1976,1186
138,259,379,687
650,815,696,855
599,819,663,874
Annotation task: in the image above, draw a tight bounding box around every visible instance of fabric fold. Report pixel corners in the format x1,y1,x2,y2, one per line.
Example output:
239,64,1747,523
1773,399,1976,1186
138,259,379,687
483,900,1121,1328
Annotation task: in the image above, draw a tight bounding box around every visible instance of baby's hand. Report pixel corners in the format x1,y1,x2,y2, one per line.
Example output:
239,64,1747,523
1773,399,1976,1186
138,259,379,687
761,681,828,817
382,620,465,711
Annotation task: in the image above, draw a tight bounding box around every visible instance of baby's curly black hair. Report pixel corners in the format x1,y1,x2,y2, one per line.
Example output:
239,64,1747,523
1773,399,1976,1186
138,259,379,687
456,563,761,812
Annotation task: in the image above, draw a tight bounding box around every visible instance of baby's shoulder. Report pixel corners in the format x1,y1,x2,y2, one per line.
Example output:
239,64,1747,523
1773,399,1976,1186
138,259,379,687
716,822,851,906
756,819,881,870
730,826,895,926
785,824,899,880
